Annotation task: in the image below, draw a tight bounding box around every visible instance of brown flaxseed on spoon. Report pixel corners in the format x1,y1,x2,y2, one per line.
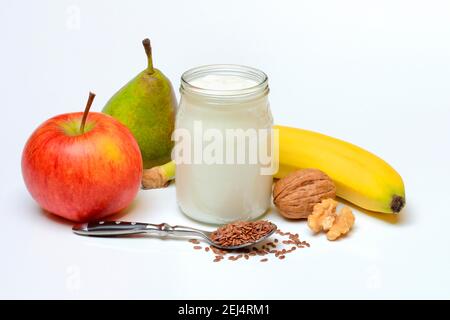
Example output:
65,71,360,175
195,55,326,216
209,220,275,248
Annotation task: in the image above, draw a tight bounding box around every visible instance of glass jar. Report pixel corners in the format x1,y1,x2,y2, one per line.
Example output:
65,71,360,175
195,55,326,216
174,64,275,224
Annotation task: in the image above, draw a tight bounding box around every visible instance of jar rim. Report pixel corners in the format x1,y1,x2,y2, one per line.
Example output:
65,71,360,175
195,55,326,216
180,64,269,101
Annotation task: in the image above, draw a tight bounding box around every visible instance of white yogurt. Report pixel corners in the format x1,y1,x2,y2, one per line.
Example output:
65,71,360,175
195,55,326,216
190,74,258,91
175,65,274,224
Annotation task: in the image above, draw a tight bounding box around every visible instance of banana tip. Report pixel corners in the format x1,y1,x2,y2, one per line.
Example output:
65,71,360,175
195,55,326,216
391,195,405,213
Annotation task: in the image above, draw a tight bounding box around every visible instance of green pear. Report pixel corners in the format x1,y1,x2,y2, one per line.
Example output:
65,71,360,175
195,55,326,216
103,38,177,169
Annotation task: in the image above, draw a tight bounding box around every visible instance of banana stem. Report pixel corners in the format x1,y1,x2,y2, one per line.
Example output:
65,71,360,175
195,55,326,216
142,160,176,189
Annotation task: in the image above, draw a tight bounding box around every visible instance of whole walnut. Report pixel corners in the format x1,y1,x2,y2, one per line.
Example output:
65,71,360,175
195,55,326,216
273,169,336,219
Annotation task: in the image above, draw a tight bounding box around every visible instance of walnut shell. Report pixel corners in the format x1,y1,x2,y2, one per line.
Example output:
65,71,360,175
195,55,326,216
273,169,336,219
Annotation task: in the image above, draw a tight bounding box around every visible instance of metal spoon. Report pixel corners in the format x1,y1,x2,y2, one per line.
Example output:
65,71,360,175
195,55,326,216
72,220,277,250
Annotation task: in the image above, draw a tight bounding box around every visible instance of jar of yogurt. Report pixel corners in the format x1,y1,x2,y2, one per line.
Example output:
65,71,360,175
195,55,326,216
174,64,275,224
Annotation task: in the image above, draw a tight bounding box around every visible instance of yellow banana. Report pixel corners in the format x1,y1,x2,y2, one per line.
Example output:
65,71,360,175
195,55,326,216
274,125,405,214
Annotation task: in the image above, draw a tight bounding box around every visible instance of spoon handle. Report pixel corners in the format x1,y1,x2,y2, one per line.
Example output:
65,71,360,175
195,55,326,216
72,221,149,236
72,221,209,239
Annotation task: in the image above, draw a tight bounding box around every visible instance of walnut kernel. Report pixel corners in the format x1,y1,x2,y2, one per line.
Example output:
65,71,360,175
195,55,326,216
307,198,338,233
327,207,355,241
308,199,355,241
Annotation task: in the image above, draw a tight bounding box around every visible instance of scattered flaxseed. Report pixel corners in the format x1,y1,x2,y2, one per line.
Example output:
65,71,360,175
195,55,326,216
267,242,276,248
205,247,210,252
193,246,202,250
189,239,200,244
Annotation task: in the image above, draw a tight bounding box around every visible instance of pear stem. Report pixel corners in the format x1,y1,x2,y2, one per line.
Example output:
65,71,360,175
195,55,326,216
80,92,96,134
142,38,154,73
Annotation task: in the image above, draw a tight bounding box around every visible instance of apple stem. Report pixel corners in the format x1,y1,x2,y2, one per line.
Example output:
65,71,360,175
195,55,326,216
142,38,154,74
80,92,96,134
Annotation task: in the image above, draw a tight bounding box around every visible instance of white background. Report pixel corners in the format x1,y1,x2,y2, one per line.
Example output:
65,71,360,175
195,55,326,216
1,0,449,299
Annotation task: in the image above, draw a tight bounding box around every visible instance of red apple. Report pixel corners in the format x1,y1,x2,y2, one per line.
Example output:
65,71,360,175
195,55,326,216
22,92,143,222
